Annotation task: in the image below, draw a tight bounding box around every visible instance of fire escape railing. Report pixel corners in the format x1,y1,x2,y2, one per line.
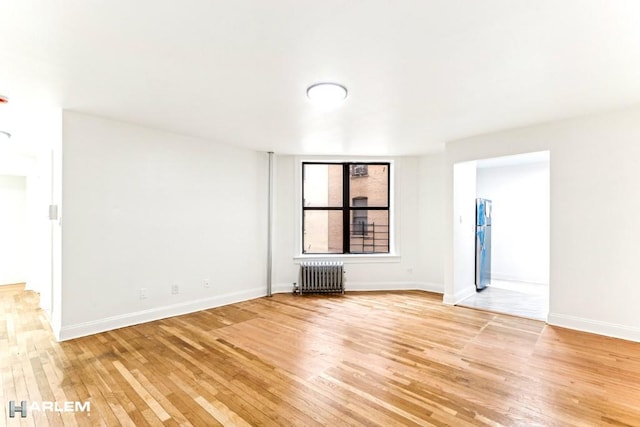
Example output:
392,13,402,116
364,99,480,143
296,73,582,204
350,222,389,253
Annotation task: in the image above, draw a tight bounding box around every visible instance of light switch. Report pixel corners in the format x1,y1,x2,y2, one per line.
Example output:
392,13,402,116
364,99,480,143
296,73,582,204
49,205,58,220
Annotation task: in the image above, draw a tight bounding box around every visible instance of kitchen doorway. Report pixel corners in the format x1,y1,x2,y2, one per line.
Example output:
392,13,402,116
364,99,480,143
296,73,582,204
457,151,550,321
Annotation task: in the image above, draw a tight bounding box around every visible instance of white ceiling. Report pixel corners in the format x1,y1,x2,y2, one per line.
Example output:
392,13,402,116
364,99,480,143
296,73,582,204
476,151,549,169
2,1,640,156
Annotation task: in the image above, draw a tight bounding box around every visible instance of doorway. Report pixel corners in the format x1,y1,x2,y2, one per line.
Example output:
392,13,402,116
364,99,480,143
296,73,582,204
457,151,550,321
0,104,62,329
0,175,28,287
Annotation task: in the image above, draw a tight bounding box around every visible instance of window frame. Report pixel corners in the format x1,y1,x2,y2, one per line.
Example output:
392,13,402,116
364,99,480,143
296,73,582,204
301,161,391,255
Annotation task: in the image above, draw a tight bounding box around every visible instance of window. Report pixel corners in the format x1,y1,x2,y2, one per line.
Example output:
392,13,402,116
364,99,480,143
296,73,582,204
302,162,390,254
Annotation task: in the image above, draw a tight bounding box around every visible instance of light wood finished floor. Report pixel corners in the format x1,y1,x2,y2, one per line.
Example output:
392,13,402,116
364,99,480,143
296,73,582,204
2,284,640,426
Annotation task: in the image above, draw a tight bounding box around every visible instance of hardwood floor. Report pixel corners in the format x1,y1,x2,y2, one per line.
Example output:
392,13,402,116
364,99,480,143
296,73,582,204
2,284,640,426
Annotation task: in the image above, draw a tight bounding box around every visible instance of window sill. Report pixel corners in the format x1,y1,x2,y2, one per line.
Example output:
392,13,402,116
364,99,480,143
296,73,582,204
293,253,401,264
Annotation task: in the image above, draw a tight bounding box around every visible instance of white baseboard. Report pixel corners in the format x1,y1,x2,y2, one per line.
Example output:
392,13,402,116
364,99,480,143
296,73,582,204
491,272,523,282
60,282,447,341
443,285,476,306
547,313,640,343
345,281,443,293
417,282,444,294
272,282,296,294
58,287,267,341
492,273,548,285
273,281,443,294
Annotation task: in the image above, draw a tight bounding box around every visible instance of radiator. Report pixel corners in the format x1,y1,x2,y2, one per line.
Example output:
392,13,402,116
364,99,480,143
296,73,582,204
298,261,345,294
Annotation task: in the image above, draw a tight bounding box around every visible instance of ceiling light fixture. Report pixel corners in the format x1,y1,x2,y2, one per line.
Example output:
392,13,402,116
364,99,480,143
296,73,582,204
0,95,10,140
306,82,347,108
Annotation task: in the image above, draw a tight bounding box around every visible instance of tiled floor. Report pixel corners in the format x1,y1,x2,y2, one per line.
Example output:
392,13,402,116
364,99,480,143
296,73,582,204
457,279,549,321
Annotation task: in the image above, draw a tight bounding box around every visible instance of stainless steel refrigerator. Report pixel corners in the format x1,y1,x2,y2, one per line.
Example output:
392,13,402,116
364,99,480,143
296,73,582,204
475,198,492,290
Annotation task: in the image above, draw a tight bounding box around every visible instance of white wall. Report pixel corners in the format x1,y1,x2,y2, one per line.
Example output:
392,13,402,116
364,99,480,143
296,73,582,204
444,161,477,304
60,111,268,340
0,152,33,175
417,153,445,289
25,152,55,312
476,162,549,284
51,114,63,336
0,175,28,285
58,105,640,343
445,105,640,342
273,155,439,292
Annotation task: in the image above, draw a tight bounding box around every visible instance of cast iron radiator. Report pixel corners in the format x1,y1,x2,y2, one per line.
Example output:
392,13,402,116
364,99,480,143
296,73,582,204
298,261,345,294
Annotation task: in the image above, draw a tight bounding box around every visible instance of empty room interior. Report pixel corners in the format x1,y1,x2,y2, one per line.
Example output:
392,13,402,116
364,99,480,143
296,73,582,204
2,2,640,425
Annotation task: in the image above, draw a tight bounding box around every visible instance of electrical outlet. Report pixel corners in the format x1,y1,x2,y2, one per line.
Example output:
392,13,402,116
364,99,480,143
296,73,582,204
172,284,179,295
204,279,210,288
140,288,147,299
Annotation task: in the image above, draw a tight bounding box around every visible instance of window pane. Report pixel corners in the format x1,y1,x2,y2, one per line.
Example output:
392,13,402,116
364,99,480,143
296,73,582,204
349,164,388,207
303,164,343,207
303,210,343,253
352,197,368,235
349,210,389,253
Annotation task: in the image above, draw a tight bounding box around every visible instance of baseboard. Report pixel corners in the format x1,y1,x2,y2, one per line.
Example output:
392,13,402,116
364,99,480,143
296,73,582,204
273,281,443,294
443,285,476,306
345,281,442,293
547,313,640,343
272,282,296,294
60,282,446,341
58,287,267,341
416,282,444,294
492,273,548,285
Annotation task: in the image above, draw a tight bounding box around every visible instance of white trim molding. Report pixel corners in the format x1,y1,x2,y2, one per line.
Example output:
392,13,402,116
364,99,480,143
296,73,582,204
58,287,267,341
491,272,548,285
443,286,476,306
293,254,401,263
547,313,640,343
272,283,297,294
61,282,447,341
273,281,443,294
344,281,442,293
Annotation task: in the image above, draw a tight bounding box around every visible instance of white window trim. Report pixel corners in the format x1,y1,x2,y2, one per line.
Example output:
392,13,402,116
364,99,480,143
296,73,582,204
294,156,399,260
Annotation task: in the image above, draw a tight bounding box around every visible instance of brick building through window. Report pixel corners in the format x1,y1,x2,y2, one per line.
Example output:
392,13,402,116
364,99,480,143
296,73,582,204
302,162,389,254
